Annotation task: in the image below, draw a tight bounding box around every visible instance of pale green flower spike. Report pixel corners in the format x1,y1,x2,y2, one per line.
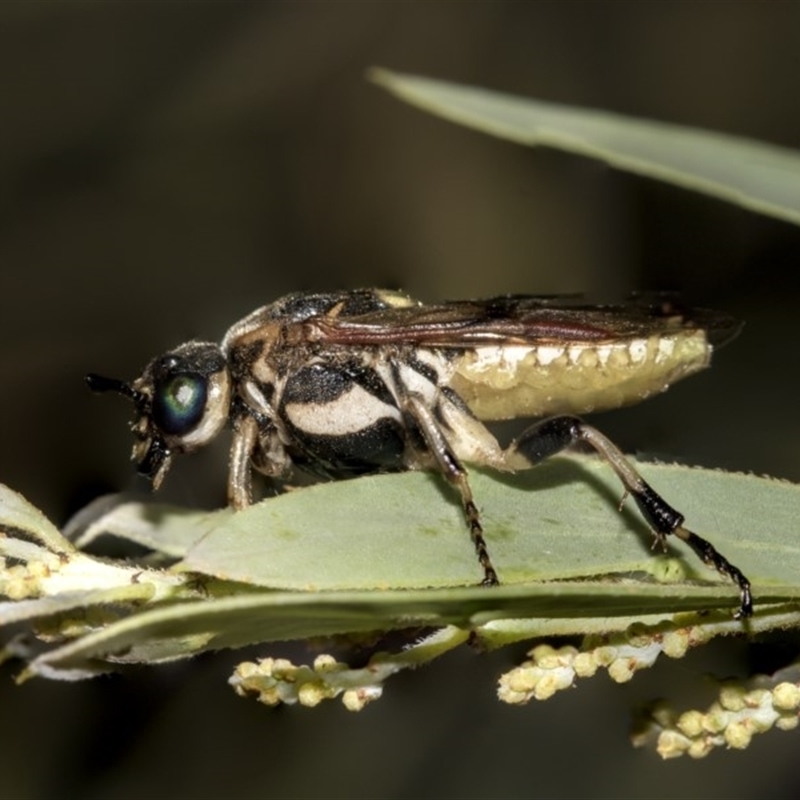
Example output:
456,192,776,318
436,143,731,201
230,627,470,712
634,672,800,759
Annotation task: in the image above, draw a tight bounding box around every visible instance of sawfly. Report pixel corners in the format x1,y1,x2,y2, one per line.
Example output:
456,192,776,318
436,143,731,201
87,289,752,617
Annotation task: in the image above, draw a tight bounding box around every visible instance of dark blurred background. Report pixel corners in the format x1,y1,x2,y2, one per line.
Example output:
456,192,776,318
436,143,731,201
2,2,799,798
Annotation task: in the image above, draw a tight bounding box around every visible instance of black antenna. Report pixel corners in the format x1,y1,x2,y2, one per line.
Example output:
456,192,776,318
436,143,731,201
85,373,146,407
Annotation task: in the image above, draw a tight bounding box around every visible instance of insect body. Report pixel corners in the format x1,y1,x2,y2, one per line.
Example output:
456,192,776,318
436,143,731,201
87,289,752,617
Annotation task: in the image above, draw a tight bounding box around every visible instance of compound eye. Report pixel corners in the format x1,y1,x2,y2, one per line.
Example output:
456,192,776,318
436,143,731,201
152,373,208,436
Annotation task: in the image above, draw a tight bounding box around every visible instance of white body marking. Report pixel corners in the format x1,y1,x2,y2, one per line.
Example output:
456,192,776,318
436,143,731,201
628,338,648,364
283,383,401,436
385,360,440,404
449,332,712,420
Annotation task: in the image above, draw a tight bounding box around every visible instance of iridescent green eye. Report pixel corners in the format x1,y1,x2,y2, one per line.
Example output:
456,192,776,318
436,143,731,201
152,373,208,436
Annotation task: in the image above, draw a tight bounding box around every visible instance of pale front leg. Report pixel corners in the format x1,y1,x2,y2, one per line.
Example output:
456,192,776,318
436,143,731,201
228,414,259,509
229,414,294,509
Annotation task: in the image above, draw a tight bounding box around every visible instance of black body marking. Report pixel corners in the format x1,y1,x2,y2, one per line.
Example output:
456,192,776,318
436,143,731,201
285,418,407,477
633,483,685,536
227,340,265,381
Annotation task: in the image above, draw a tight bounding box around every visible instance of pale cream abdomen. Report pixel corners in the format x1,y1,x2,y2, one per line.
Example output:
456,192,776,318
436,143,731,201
448,330,712,420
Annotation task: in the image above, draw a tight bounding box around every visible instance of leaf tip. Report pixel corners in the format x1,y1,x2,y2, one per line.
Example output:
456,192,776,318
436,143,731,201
365,66,393,87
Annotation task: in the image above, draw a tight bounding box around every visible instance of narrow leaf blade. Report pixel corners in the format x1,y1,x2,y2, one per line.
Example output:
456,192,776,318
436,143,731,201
370,68,800,226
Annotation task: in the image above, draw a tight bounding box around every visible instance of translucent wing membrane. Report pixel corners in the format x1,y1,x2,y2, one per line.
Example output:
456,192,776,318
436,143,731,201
308,297,741,349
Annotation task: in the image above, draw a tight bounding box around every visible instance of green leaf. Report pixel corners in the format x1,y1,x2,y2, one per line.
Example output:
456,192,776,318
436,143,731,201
369,68,800,226
75,501,232,556
0,483,194,627
4,457,800,681
0,482,75,557
174,456,799,598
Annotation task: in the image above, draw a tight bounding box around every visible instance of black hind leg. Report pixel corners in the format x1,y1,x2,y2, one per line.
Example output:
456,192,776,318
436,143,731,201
506,416,752,619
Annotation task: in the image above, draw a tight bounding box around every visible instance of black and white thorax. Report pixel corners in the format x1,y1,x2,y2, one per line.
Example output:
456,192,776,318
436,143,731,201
87,288,753,618
222,294,499,483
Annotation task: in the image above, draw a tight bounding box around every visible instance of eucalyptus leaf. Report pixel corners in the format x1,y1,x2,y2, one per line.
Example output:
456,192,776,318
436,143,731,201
20,586,800,679
370,68,800,226
75,500,232,556
0,482,75,556
176,456,799,596
0,482,196,627
4,457,800,680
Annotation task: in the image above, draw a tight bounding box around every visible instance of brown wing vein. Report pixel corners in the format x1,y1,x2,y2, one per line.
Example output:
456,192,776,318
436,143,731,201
303,298,735,349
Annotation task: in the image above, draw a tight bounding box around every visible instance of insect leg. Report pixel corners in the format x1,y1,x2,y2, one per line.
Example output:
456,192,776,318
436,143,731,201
403,395,499,586
228,414,258,509
506,416,752,618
